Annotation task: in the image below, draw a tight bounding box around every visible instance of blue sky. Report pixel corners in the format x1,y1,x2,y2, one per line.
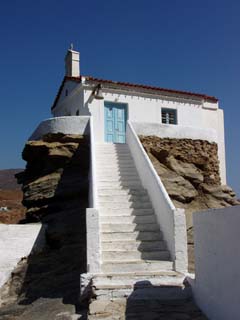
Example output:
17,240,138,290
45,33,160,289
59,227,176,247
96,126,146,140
0,0,239,196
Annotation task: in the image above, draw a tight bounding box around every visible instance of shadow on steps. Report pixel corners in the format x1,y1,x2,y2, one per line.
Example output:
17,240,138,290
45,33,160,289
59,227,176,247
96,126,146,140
125,281,208,320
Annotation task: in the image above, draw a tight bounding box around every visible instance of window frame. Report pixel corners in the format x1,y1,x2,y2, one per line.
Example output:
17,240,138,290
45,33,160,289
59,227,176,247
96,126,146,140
161,108,177,125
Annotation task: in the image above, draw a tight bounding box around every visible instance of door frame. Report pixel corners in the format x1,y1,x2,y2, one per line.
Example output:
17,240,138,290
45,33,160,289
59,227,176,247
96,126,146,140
104,101,128,143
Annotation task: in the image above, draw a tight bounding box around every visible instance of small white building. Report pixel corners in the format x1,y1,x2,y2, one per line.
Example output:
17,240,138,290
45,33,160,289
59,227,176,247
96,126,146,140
28,47,229,277
13,48,238,318
13,47,240,320
51,48,226,184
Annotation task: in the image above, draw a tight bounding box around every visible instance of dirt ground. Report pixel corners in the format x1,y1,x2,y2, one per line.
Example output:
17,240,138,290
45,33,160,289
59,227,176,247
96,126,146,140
0,189,26,224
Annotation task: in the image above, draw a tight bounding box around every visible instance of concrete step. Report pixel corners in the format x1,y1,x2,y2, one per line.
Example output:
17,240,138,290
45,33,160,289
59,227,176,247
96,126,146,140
100,214,156,224
101,260,173,273
102,250,170,261
98,157,134,162
92,272,185,294
97,177,140,183
101,231,163,241
98,182,142,188
96,153,133,158
101,223,160,233
97,170,138,177
97,173,139,180
97,158,134,164
101,240,166,251
96,143,128,148
94,285,191,300
96,154,132,158
98,195,149,203
98,189,147,197
96,168,136,174
96,161,135,166
98,197,152,209
100,208,154,216
99,202,152,209
96,146,130,151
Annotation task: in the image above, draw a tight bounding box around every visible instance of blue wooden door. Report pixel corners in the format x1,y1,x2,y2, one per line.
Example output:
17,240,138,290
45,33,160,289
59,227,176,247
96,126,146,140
104,102,127,143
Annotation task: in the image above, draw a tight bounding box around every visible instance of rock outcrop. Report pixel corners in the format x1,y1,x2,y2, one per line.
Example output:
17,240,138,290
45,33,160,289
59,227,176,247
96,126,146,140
140,136,240,272
16,133,89,222
0,133,89,319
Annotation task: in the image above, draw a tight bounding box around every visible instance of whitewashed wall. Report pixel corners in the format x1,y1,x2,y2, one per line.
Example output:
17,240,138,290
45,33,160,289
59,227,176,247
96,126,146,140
56,80,79,107
132,122,218,142
52,83,226,184
0,224,45,294
29,116,90,140
193,206,240,320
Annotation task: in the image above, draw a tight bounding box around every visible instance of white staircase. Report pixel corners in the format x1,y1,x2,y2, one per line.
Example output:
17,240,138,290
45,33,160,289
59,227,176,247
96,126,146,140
96,143,173,274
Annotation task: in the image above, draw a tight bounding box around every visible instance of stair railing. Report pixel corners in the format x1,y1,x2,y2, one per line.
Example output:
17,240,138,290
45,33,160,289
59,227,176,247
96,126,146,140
126,121,188,273
86,116,101,273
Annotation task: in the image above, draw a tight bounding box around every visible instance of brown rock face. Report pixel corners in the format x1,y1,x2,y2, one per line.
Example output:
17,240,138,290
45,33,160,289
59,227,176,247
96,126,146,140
140,135,240,272
143,136,221,185
16,133,89,222
140,135,239,213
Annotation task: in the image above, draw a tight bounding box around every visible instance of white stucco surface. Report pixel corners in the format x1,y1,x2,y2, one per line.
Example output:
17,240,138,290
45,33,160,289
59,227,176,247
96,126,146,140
132,122,218,142
87,117,101,273
88,117,98,208
65,49,80,77
0,224,45,291
126,122,188,272
29,116,90,140
86,209,101,273
193,206,240,320
57,80,79,107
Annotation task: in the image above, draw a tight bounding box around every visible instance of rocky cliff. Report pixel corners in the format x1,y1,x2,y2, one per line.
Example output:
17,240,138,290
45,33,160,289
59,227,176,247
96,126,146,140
0,133,89,319
140,136,240,271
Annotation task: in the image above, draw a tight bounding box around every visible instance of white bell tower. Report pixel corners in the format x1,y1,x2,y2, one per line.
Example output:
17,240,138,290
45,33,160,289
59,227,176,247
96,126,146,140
65,44,80,77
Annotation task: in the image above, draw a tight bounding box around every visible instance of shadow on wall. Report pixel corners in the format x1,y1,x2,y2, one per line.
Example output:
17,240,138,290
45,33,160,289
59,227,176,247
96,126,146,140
12,136,90,316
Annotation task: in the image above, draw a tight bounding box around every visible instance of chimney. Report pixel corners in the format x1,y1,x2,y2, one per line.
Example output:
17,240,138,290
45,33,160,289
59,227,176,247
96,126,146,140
65,44,80,77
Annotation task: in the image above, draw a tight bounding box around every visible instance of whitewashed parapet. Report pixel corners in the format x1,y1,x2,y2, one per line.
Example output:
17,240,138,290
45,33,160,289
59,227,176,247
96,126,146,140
88,117,98,208
192,206,240,320
126,121,188,273
87,117,100,273
132,121,218,143
29,116,90,140
86,209,101,273
0,224,45,293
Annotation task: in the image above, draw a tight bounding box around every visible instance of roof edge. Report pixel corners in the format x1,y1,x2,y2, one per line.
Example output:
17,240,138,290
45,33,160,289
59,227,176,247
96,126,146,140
51,75,218,110
84,76,218,102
